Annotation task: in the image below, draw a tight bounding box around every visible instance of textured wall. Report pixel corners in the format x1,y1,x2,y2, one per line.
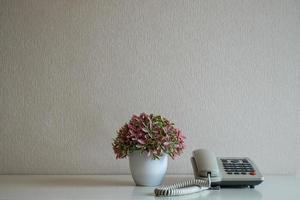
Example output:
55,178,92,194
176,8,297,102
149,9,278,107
0,0,299,175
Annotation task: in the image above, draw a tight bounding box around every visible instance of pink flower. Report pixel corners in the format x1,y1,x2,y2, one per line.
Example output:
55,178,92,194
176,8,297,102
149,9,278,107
163,142,170,146
137,139,146,144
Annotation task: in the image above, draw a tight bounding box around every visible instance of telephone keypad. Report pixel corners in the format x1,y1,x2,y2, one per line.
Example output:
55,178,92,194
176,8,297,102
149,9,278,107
221,159,256,175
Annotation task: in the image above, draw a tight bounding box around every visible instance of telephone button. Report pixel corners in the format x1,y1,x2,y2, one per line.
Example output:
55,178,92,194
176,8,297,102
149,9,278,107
250,171,256,176
241,172,247,175
225,167,235,170
234,172,240,175
243,164,251,167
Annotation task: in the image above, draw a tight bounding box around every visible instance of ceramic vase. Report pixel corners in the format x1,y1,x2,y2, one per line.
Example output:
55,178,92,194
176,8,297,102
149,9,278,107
129,151,168,186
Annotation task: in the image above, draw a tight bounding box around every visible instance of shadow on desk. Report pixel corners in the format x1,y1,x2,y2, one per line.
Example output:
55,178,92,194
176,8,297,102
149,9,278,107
30,176,135,187
152,176,263,200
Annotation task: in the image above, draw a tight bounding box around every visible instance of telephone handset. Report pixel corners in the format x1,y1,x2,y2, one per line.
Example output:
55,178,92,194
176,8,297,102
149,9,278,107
155,149,264,196
191,149,220,178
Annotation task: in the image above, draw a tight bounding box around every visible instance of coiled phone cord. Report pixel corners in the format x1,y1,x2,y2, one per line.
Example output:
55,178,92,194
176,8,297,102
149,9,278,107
154,174,211,197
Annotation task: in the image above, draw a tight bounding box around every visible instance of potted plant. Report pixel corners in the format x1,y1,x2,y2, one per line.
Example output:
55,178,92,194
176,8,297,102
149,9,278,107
112,113,185,186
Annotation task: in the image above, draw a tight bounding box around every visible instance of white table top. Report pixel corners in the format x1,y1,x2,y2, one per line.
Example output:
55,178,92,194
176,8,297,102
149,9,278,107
0,175,299,199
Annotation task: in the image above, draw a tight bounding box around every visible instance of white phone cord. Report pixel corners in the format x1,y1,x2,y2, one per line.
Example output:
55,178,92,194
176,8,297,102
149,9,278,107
154,174,211,197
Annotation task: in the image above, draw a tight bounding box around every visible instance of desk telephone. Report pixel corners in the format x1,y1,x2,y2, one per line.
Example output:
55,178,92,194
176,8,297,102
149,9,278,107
155,149,264,196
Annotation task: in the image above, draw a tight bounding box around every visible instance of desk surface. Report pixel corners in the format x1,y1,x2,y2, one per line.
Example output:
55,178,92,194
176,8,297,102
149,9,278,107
0,175,299,199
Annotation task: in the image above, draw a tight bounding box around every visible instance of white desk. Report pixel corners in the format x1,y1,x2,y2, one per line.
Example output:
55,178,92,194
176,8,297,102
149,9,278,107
0,175,299,199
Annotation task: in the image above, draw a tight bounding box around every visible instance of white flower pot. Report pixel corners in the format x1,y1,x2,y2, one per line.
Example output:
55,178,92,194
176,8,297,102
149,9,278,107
129,151,168,186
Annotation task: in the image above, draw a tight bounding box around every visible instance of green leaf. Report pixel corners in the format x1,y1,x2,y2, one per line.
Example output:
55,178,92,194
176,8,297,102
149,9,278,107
142,128,149,133
148,116,152,130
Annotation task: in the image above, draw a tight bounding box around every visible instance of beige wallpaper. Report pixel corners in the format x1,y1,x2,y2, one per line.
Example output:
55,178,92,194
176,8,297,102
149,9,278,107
0,0,299,175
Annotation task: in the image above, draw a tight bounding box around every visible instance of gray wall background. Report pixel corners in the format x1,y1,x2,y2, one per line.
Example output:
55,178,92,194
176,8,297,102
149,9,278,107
0,0,299,175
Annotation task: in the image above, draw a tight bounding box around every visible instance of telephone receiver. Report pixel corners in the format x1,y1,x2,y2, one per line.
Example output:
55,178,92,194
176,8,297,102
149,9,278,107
191,149,220,178
155,149,264,197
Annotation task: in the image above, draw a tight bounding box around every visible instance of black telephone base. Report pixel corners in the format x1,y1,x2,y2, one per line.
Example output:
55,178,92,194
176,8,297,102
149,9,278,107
211,180,262,188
